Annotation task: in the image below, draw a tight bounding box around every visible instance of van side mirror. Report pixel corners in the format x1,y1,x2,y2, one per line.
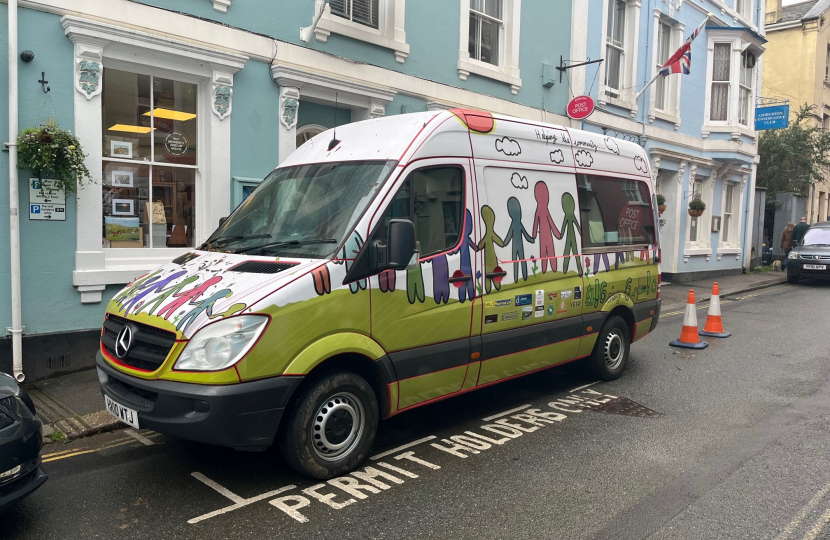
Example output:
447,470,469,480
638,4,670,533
386,219,417,269
218,217,228,227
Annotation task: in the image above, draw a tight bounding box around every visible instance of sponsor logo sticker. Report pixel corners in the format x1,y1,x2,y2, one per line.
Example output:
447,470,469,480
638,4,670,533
535,290,544,306
485,301,495,308
547,304,555,316
494,299,512,307
522,307,533,320
484,314,498,324
560,301,566,310
548,292,558,300
574,286,582,300
560,290,572,299
535,306,544,318
501,311,519,321
515,294,533,306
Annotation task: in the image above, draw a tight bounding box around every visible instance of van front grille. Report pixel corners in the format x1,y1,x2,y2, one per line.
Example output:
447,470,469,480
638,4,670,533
101,315,177,372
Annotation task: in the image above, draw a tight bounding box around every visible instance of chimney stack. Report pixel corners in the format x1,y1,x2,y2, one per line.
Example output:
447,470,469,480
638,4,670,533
766,0,783,26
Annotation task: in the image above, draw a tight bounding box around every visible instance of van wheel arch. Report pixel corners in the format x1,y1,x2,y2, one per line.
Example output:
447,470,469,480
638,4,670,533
283,353,392,422
606,306,636,342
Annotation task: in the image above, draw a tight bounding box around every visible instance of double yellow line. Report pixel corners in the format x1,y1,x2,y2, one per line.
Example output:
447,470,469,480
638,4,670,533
42,432,161,463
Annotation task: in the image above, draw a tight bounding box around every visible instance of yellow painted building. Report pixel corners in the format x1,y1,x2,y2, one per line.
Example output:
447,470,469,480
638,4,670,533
762,0,830,222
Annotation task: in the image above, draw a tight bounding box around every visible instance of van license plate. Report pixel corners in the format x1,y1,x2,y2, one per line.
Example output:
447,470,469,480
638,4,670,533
804,264,826,270
104,395,139,429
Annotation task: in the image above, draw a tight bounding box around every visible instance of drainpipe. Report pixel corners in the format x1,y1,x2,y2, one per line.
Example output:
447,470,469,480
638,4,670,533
7,0,24,383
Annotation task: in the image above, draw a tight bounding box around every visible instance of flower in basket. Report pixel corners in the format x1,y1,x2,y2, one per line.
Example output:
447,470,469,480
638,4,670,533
688,199,706,212
16,118,93,197
656,194,666,206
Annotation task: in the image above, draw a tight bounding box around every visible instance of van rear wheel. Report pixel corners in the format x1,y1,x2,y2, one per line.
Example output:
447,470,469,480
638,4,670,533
588,315,630,381
280,370,378,479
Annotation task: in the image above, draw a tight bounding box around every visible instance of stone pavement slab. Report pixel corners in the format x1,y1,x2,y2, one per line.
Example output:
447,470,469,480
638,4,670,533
660,271,787,311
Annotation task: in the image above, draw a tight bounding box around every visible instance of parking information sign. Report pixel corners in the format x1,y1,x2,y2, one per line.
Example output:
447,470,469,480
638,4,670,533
29,178,66,221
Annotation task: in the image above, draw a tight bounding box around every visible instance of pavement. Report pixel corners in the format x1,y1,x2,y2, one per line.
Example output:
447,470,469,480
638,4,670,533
23,269,789,445
5,280,830,539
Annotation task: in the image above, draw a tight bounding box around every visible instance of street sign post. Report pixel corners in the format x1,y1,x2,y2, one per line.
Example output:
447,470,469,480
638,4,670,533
29,178,66,221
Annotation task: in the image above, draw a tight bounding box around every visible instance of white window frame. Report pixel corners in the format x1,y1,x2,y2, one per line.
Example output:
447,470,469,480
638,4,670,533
598,0,642,115
648,13,683,129
702,29,764,139
313,0,410,63
457,0,523,94
684,170,714,257
63,15,246,303
735,0,752,21
717,176,746,255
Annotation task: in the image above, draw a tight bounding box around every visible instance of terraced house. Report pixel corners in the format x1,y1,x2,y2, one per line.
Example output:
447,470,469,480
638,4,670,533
582,0,765,281
0,0,762,381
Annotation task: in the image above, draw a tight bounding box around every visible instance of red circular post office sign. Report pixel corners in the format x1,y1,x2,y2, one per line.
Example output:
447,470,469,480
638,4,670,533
566,96,595,120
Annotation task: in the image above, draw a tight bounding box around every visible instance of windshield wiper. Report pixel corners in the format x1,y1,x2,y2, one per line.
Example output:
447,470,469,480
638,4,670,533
239,239,339,254
201,234,271,249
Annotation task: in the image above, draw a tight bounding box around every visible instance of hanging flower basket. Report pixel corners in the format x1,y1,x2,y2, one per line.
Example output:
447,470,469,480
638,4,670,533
17,118,92,197
688,198,706,217
656,193,667,214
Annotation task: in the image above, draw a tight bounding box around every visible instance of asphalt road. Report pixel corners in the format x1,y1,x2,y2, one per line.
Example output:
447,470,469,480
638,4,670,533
5,281,830,540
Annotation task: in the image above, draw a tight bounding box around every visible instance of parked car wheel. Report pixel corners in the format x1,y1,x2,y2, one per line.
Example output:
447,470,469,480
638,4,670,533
787,273,800,284
589,316,631,381
280,370,378,479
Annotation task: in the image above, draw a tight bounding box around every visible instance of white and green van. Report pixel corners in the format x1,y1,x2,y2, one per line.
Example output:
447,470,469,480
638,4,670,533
98,109,661,478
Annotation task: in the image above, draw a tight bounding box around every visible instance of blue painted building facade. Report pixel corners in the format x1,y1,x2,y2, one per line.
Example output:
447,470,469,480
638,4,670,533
580,0,765,280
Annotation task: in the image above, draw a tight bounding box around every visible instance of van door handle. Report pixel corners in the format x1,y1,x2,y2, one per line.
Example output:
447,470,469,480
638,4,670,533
485,270,507,279
449,274,472,283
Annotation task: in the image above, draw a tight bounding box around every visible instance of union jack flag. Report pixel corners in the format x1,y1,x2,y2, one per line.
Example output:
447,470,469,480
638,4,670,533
658,19,707,77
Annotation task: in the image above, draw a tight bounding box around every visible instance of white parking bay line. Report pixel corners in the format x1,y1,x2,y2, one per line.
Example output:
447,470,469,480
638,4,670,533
803,507,830,540
188,472,295,524
482,404,531,422
125,430,155,446
370,436,437,461
569,381,600,393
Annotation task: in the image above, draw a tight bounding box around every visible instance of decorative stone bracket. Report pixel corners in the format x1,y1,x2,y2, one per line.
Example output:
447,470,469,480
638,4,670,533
212,71,234,120
280,86,300,130
213,0,231,12
74,43,104,99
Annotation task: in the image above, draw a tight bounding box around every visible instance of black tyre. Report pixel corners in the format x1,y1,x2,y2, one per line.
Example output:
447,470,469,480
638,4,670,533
787,273,799,284
280,371,378,479
589,316,631,381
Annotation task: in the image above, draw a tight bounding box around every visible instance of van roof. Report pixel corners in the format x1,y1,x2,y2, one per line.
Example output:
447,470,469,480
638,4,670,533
279,109,651,181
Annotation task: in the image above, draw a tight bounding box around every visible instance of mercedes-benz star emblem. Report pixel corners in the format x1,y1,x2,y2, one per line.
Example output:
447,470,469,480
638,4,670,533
114,325,133,359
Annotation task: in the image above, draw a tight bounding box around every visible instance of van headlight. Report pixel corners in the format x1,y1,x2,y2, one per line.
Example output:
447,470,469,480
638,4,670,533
788,251,799,260
174,315,269,372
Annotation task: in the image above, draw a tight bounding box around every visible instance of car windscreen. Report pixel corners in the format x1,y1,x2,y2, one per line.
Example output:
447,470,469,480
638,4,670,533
800,227,830,246
203,160,397,258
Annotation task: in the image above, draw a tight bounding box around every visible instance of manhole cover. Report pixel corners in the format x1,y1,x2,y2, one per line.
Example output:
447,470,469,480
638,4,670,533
582,396,662,418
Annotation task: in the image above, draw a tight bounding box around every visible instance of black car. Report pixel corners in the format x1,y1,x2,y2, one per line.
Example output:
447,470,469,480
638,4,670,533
0,372,47,508
787,222,830,283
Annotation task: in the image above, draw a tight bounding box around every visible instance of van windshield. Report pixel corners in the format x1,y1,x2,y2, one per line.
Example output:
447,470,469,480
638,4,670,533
203,160,397,258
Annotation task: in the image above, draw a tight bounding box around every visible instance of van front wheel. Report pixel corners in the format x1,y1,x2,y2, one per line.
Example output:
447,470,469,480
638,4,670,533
280,371,378,479
589,316,630,381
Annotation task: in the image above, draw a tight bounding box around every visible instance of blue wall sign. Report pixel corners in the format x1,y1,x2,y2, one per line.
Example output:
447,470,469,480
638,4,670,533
755,105,789,130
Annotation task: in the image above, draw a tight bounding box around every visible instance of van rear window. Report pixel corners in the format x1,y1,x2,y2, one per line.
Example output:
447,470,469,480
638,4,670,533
577,174,655,250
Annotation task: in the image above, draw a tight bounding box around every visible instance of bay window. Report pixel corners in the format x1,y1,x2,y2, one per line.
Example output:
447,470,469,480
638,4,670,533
710,43,731,122
739,50,755,126
102,69,198,249
723,182,734,243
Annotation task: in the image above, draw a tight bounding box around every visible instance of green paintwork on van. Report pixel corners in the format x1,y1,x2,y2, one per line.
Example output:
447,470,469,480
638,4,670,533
478,337,581,385
371,287,472,352
387,382,400,415
576,333,599,358
600,292,635,312
236,287,371,381
281,332,386,375
634,318,652,341
397,365,467,410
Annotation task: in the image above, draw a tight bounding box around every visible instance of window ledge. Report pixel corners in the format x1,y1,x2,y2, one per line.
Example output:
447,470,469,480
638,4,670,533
648,108,681,129
701,124,757,141
599,93,637,116
457,58,522,94
315,15,410,63
73,248,190,288
684,247,713,256
717,247,741,254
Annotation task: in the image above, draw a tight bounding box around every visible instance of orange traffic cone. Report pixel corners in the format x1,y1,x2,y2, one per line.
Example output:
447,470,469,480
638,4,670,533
699,282,731,338
669,289,708,349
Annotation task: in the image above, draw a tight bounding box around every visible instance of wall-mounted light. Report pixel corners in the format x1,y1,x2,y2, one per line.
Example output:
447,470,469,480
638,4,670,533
19,50,34,62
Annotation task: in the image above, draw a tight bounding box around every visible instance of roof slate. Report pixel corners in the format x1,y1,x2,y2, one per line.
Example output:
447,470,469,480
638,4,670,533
779,0,819,22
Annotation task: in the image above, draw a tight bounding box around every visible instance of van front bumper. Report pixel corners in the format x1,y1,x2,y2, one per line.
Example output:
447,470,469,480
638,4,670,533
96,352,303,451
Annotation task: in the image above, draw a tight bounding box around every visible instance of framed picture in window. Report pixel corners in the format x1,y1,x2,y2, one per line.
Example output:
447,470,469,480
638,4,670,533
711,215,722,232
111,171,134,188
112,199,134,216
110,140,133,159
